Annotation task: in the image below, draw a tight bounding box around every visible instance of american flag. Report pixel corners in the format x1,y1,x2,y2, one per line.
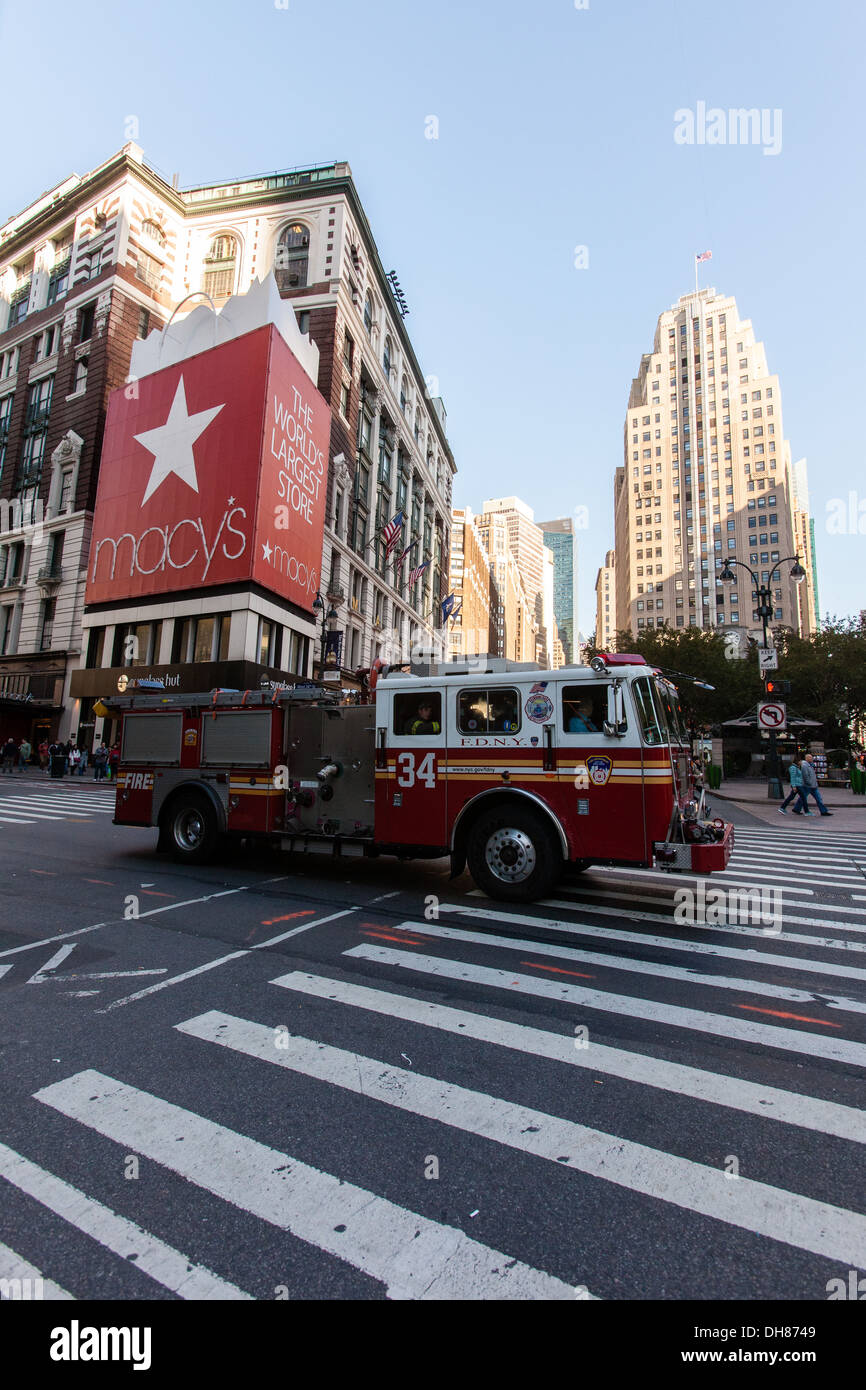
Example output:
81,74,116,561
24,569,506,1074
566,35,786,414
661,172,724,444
695,250,712,263
407,559,430,588
394,538,417,568
381,511,403,555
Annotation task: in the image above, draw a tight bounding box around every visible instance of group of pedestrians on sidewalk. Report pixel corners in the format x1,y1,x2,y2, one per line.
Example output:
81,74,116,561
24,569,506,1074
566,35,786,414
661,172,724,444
779,753,833,817
1,736,31,773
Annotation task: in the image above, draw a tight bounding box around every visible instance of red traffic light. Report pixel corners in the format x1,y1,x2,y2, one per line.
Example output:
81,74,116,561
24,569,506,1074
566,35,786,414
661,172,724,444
765,679,791,695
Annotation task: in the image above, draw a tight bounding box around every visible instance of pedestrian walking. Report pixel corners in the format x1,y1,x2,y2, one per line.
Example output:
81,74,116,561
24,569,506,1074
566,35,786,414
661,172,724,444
800,753,834,817
1,736,16,774
108,744,120,781
38,739,49,773
68,745,81,775
77,746,88,776
17,738,31,772
778,755,810,816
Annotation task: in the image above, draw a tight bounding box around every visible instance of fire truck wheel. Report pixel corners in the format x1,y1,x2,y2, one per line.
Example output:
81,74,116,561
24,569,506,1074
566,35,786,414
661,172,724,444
467,805,562,902
163,793,218,863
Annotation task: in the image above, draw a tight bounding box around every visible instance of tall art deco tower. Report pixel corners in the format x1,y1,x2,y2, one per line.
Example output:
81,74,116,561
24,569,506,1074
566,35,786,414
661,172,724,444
613,288,816,642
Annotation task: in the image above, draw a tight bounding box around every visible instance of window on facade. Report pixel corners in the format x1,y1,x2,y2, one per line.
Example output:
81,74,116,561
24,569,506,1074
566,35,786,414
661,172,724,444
40,597,56,651
141,219,166,248
73,356,88,394
78,304,95,342
137,307,150,339
136,250,161,291
343,332,354,372
383,336,393,379
0,393,13,481
46,259,70,305
203,234,238,299
363,293,373,337
17,376,53,487
276,223,309,288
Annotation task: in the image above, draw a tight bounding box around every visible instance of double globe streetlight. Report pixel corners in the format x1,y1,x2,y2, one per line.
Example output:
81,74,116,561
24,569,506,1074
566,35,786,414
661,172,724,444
718,553,807,796
312,591,340,682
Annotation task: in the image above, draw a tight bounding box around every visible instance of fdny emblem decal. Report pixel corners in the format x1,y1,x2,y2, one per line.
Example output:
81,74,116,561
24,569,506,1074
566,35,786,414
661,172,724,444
184,728,198,746
585,755,612,787
525,693,554,724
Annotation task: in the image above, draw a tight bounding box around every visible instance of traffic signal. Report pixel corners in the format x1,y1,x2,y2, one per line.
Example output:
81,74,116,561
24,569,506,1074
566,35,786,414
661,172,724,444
765,679,791,695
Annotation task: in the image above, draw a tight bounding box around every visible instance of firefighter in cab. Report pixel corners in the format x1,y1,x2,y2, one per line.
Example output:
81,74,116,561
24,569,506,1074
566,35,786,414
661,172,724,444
405,698,441,735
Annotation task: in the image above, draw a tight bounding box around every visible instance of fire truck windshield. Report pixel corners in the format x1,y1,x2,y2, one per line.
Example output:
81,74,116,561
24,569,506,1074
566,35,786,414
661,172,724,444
652,678,687,748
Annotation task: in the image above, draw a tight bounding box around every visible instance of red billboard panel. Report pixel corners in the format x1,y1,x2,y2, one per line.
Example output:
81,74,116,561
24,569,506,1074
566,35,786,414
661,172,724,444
86,324,330,612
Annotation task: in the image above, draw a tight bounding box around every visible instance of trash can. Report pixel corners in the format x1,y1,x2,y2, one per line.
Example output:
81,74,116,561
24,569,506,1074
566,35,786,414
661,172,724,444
50,752,66,778
851,765,866,796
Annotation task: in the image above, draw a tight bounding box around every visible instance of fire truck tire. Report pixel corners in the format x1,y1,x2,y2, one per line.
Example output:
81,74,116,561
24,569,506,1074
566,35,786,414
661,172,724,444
467,805,563,902
162,792,219,864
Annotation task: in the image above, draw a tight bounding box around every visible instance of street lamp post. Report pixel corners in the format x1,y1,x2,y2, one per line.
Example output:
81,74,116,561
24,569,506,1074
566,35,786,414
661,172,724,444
311,591,339,682
719,554,807,798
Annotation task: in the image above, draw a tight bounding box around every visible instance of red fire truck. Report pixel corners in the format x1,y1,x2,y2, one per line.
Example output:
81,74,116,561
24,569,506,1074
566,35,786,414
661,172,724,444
100,654,733,902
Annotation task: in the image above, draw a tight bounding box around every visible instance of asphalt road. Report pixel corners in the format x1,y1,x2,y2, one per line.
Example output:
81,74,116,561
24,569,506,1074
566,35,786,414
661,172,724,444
1,775,865,1302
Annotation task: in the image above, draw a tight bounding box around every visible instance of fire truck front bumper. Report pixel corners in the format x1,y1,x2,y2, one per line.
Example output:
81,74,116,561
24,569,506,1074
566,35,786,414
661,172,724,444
654,820,734,875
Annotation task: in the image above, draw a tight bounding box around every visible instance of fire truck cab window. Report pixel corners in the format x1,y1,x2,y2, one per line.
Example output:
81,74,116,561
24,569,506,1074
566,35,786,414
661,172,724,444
395,692,442,736
457,688,521,735
633,677,664,745
561,685,608,734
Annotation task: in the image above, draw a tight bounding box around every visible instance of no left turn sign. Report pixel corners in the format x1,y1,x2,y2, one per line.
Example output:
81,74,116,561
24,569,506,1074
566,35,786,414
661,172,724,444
757,701,787,731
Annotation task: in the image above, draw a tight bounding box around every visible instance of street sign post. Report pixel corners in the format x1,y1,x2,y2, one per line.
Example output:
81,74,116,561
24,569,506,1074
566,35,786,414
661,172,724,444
757,700,787,732
758,647,779,674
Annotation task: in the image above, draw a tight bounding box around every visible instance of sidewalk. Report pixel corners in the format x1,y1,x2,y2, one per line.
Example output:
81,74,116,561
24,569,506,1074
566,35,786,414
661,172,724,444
708,778,866,835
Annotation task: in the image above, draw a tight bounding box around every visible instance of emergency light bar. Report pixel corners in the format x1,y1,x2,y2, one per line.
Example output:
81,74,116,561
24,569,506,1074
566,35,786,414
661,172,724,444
590,653,648,670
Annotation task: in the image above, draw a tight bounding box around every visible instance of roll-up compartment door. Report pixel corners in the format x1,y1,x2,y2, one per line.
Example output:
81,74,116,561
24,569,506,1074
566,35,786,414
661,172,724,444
121,713,183,765
201,711,272,767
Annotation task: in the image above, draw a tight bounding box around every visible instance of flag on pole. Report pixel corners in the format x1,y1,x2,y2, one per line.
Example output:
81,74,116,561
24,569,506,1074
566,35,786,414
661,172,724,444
407,560,430,588
695,250,712,263
381,511,403,555
441,593,456,622
394,538,417,568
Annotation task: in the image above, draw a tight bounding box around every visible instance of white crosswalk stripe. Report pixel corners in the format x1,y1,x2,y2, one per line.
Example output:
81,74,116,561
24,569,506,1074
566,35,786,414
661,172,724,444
33,1070,580,1300
0,789,114,823
5,828,863,1300
176,1008,866,1269
0,1240,73,1300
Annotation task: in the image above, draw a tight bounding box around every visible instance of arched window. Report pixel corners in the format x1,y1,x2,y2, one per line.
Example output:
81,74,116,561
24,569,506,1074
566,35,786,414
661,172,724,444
383,336,393,379
400,375,409,416
363,293,373,338
141,219,166,249
276,223,309,288
202,233,238,299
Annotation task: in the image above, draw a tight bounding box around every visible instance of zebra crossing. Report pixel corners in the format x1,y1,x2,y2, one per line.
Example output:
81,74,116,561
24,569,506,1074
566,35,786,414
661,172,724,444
1,828,865,1299
0,784,115,825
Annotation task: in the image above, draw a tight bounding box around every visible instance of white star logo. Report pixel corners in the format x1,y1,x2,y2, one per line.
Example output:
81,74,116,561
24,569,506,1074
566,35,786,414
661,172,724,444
262,541,273,562
135,377,224,506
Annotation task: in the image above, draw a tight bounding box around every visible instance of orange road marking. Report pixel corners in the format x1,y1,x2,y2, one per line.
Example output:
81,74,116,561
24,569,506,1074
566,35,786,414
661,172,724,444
735,1004,842,1028
140,890,174,898
260,910,315,926
362,929,425,945
521,960,595,980
361,922,428,939
30,870,56,876
83,878,115,885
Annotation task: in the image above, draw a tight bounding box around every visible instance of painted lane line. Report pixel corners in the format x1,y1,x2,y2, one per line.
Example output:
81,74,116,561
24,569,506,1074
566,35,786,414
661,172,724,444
0,965,12,980
0,1141,250,1300
100,908,359,1012
344,946,866,1069
26,945,77,985
0,876,292,961
541,885,866,921
0,1241,74,1300
35,1070,581,1301
178,1010,866,1271
442,902,866,981
0,816,42,825
371,918,866,1019
272,973,866,1146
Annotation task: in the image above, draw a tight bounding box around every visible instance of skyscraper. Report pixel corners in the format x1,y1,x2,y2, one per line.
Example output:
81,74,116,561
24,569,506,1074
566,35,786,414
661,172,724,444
538,517,578,664
481,496,552,663
595,549,616,650
614,287,815,642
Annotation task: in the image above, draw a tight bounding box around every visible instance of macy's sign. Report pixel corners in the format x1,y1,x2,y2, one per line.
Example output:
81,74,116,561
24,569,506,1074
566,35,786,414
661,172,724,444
91,502,248,584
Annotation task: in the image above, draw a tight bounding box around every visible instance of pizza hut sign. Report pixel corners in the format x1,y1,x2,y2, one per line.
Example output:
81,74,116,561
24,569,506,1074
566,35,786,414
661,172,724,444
86,324,331,613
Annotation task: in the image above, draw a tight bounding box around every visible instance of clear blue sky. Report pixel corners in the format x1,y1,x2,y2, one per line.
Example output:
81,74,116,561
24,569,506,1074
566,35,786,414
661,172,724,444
2,0,863,635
